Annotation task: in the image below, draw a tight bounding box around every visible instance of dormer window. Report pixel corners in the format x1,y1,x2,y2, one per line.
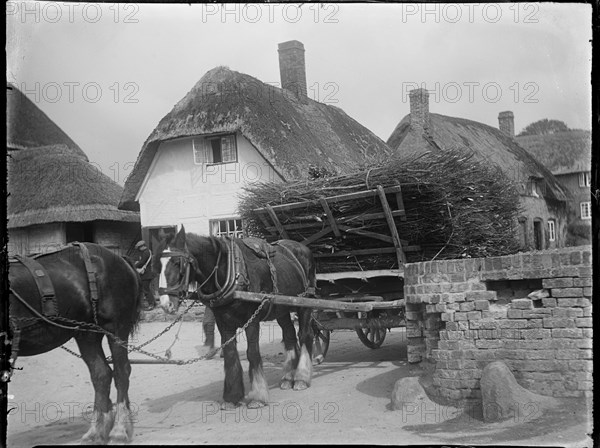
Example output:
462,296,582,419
579,172,591,188
193,134,237,165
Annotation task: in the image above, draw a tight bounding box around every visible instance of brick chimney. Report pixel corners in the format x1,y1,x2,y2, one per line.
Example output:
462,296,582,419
409,88,431,134
278,40,307,99
498,111,515,137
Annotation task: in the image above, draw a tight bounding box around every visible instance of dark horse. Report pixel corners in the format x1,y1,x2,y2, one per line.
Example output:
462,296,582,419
8,243,142,444
153,226,315,408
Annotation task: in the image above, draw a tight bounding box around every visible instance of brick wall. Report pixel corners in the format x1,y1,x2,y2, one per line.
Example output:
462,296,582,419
404,246,592,401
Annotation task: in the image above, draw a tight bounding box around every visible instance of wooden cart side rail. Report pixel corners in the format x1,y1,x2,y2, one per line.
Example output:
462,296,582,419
233,291,404,312
253,185,404,214
259,210,407,233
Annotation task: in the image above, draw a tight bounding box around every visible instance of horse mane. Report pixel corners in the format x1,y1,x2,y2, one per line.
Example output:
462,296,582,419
185,232,223,259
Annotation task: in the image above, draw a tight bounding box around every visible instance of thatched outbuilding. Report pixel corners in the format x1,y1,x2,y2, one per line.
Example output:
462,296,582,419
7,84,140,256
387,91,569,251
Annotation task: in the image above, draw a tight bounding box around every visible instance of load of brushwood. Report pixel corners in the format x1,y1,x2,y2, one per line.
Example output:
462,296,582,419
238,147,522,272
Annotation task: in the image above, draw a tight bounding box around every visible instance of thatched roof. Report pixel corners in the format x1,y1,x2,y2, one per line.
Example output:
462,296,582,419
387,113,568,202
516,130,591,175
7,83,87,159
8,145,139,228
119,66,393,210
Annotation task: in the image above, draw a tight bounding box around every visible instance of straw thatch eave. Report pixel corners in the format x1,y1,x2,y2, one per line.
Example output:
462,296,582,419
7,144,139,228
387,113,569,202
516,130,591,175
119,66,393,211
7,83,88,159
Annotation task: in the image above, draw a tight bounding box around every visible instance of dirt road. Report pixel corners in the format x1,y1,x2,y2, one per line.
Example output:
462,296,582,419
7,321,592,446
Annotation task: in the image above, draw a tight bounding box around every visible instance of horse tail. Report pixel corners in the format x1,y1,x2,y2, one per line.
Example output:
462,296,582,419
122,255,144,334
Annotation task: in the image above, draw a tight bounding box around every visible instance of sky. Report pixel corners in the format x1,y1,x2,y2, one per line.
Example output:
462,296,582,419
6,2,592,186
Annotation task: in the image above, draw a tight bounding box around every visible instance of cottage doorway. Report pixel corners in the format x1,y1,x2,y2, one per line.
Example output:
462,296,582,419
66,222,94,243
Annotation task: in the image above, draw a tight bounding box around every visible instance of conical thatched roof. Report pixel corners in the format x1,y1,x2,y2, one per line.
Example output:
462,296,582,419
516,130,591,175
7,145,139,228
7,83,87,159
119,66,393,210
387,113,568,202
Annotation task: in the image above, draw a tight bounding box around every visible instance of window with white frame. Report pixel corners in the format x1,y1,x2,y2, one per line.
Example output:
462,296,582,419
193,134,237,165
580,202,591,220
578,172,591,188
547,219,556,242
210,218,244,238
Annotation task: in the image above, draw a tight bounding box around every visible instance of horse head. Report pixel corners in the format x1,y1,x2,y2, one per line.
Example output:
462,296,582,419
157,225,192,314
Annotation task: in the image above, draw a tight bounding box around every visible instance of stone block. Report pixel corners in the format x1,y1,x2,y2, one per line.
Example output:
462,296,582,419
551,288,584,298
511,298,533,310
465,290,497,301
542,277,573,288
575,317,592,328
542,317,576,328
551,328,583,338
474,300,490,311
467,311,482,320
480,361,557,422
459,302,475,312
573,277,592,287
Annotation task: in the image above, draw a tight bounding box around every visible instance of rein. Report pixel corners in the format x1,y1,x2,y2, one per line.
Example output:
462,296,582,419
160,239,238,307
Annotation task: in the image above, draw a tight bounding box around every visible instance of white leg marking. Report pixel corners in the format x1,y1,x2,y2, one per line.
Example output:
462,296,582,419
247,367,270,406
294,345,313,385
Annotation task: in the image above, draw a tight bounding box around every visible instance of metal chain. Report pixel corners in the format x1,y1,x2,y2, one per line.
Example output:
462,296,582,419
177,297,271,365
16,297,271,366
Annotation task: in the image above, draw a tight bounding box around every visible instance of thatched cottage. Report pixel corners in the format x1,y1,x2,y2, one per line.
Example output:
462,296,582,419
7,84,140,256
516,129,592,245
119,40,392,249
387,90,569,251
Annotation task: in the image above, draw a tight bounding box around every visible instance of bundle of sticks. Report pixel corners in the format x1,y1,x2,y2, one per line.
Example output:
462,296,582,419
238,147,521,272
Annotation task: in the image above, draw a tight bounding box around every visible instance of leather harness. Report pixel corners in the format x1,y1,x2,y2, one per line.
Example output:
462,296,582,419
10,242,100,324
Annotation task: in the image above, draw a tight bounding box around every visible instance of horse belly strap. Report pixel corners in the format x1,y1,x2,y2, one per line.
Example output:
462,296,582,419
12,255,58,317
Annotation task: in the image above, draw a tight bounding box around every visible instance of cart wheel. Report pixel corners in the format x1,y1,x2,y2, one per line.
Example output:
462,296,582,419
311,320,330,365
356,325,386,349
356,310,387,349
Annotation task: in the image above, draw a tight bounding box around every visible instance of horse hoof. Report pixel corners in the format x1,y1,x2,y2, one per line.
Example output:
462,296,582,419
80,435,106,445
247,400,267,409
293,380,308,391
313,355,324,365
280,379,293,390
109,430,130,444
220,401,240,411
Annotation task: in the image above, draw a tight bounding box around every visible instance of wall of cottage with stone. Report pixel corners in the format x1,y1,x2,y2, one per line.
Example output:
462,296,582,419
403,246,593,402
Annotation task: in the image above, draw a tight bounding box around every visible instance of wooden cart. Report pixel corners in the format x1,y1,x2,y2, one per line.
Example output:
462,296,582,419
239,184,421,360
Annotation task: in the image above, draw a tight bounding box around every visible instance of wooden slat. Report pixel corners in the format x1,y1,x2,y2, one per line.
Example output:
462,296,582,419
253,186,403,213
316,316,405,331
261,210,406,233
265,205,289,239
314,247,396,258
377,185,407,265
316,269,404,281
319,198,341,238
257,211,277,236
395,185,407,222
338,225,393,244
313,246,421,258
300,227,333,246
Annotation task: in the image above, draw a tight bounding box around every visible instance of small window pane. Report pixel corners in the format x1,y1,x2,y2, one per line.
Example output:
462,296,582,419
221,135,236,162
548,220,556,242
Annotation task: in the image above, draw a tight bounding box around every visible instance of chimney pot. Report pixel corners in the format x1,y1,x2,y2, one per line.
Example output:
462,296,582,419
278,40,307,100
498,111,515,137
409,88,431,134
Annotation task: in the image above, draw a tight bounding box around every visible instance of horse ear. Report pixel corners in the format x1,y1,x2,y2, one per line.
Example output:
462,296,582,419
172,225,186,249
